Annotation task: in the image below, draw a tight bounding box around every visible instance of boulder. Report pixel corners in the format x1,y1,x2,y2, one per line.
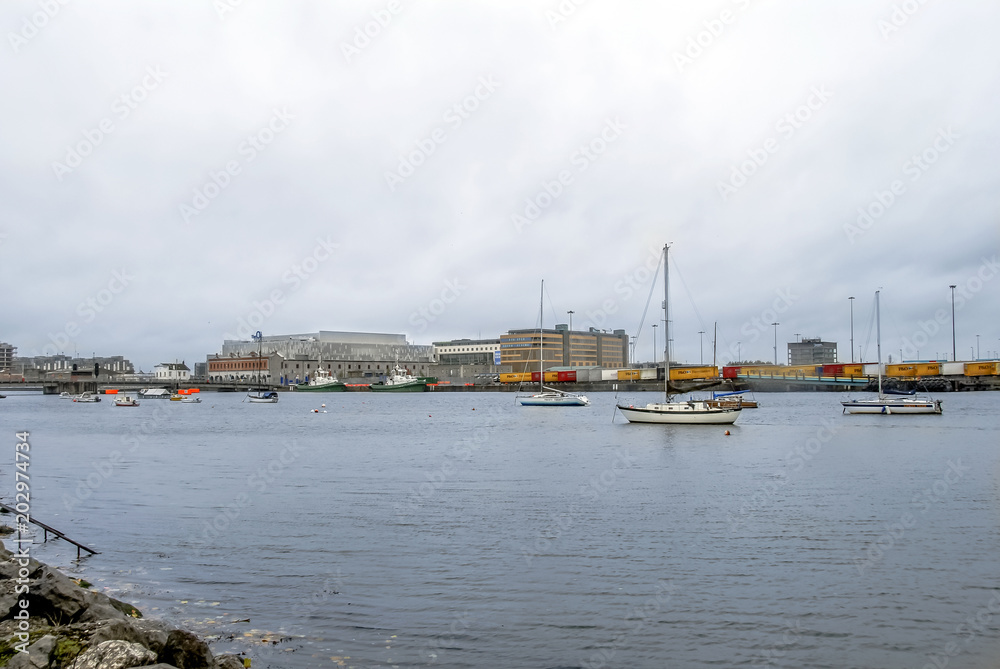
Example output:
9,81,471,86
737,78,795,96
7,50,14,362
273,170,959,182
213,656,245,669
69,639,157,669
157,630,214,669
5,633,57,669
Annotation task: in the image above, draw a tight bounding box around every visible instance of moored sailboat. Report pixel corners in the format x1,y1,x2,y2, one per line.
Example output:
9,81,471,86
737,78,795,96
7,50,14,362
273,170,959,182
517,280,589,407
841,291,942,415
616,244,740,425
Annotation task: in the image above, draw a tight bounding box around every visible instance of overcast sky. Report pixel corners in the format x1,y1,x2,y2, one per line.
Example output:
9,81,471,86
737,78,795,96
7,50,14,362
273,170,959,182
2,1,998,371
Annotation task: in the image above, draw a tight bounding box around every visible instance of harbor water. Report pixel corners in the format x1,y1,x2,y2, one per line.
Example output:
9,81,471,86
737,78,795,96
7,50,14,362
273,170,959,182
2,390,999,668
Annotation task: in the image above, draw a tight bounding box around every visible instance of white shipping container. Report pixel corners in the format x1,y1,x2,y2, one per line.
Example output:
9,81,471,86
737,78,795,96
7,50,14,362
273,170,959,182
940,362,965,375
601,369,619,381
639,368,657,380
863,363,881,376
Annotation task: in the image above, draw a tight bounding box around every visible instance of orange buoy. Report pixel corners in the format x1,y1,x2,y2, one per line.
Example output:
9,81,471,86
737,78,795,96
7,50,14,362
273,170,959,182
724,430,731,435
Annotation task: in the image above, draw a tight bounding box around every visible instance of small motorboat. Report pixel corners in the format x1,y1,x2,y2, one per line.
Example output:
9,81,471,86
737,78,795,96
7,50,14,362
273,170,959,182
73,392,101,403
180,396,202,403
114,395,140,407
59,391,77,399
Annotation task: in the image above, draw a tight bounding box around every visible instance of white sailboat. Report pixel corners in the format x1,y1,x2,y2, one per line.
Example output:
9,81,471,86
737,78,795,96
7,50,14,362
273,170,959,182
841,290,942,415
616,244,741,425
246,331,279,403
517,280,589,407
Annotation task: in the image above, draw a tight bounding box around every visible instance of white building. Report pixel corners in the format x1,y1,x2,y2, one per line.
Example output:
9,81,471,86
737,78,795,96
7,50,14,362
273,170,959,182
154,362,191,381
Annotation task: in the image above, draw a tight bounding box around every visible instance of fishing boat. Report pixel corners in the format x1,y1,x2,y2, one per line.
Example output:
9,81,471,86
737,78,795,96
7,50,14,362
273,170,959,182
114,395,140,407
245,330,279,403
72,392,101,403
369,364,429,392
297,364,347,392
841,291,942,415
517,280,589,407
616,244,740,425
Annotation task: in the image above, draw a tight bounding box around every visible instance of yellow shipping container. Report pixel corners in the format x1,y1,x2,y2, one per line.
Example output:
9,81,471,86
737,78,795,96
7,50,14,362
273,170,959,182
964,362,999,377
913,363,940,376
886,364,917,378
618,369,640,381
842,364,864,376
669,366,718,381
499,373,530,384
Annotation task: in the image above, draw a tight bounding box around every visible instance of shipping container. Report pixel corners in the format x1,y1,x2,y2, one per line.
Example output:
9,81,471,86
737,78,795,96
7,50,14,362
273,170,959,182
822,364,845,376
618,369,640,381
863,363,880,376
886,364,917,378
913,363,940,376
964,362,998,376
499,373,531,384
842,364,864,376
669,366,718,381
940,362,965,376
722,366,740,379
639,368,657,380
601,369,619,381
557,370,577,382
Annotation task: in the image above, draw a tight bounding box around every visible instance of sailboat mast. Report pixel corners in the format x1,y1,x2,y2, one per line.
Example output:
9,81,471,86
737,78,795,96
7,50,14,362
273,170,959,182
539,279,544,393
663,244,670,400
875,290,882,397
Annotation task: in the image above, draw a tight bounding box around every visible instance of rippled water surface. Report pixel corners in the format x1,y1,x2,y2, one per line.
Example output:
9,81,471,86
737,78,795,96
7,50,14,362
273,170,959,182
2,390,999,668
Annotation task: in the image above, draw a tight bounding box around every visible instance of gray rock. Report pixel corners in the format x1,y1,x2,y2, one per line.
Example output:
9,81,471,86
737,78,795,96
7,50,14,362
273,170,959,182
29,565,89,625
213,656,244,669
157,630,214,669
69,639,157,669
5,633,57,669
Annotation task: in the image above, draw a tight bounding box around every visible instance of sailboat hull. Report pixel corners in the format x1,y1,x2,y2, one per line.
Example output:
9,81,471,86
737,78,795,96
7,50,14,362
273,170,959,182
617,402,741,424
841,398,942,414
519,393,589,406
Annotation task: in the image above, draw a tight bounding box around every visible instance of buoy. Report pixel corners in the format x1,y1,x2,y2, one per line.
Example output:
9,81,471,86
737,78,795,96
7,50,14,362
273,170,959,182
321,403,326,407
724,430,730,436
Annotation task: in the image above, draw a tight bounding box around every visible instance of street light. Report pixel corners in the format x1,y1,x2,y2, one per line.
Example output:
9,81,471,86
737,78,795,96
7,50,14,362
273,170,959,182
976,334,980,360
651,324,658,364
849,296,855,363
950,285,957,361
698,330,705,365
771,322,780,365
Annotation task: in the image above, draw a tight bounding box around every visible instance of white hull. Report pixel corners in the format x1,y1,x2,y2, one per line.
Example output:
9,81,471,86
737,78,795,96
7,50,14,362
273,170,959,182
617,401,741,424
181,397,202,403
518,392,589,407
248,396,278,403
842,398,942,414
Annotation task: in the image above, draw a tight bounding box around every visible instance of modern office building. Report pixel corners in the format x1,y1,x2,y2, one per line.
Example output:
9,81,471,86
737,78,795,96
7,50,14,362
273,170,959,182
433,339,501,365
787,338,838,365
500,326,629,371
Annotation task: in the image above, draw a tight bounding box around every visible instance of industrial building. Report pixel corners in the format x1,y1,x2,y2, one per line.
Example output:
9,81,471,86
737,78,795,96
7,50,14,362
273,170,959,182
209,331,436,384
433,339,501,365
787,338,838,365
0,342,14,371
500,326,629,371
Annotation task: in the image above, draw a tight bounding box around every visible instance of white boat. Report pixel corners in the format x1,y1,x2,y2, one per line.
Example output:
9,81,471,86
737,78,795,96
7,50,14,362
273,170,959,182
841,291,942,415
73,392,101,403
113,395,140,407
616,244,740,425
180,395,202,403
517,279,589,407
59,391,77,399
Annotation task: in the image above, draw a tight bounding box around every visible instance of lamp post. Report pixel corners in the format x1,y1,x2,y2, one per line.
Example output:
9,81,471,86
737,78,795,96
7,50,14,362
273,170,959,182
737,341,741,364
950,285,957,361
771,322,780,365
698,330,705,364
976,334,980,360
567,310,574,332
651,324,657,364
849,296,855,363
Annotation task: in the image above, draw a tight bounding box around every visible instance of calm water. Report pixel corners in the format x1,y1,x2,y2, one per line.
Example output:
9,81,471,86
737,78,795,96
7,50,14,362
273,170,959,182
2,390,999,668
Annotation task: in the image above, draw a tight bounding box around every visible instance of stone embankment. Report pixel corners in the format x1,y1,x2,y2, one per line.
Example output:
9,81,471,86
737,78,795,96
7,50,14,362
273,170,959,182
0,541,244,669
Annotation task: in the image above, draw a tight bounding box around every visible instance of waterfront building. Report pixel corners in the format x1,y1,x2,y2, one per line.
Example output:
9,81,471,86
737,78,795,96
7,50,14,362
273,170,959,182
14,353,135,375
500,326,629,372
0,342,14,371
210,331,436,384
154,362,191,382
787,338,838,365
433,339,501,365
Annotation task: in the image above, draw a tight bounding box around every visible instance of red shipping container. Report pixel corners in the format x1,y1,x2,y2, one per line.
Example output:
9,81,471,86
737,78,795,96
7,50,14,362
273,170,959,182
722,366,739,379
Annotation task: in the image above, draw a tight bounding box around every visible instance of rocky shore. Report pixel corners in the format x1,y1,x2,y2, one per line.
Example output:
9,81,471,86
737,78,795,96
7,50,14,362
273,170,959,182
0,540,244,669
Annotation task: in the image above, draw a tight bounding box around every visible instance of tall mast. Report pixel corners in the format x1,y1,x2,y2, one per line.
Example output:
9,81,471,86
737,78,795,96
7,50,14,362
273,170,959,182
663,244,671,400
539,279,544,393
875,290,882,398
